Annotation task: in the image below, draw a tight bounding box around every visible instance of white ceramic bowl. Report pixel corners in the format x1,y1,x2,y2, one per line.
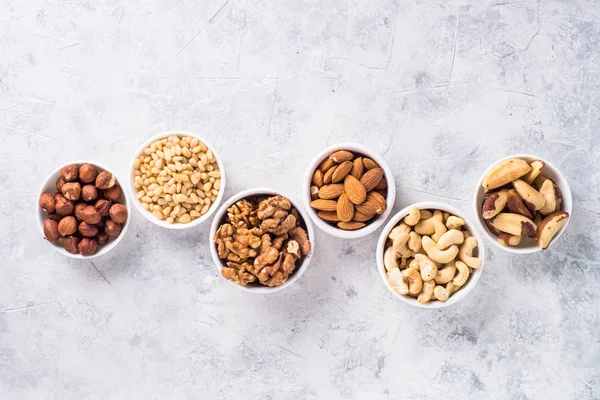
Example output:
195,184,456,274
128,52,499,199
303,142,396,239
36,161,130,259
473,154,572,254
209,188,315,294
129,131,226,230
376,201,486,309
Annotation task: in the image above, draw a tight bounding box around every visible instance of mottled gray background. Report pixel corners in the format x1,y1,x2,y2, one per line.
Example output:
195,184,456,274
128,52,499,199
1,0,599,399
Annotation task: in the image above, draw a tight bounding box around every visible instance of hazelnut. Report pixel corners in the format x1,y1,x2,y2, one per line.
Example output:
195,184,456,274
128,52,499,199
109,204,128,224
54,193,74,216
78,222,99,237
75,203,87,221
39,193,55,213
43,219,60,243
61,182,81,201
79,163,97,183
95,171,116,190
48,213,62,222
103,185,122,202
81,185,98,202
95,199,112,217
105,219,122,238
56,177,66,192
60,164,79,182
96,232,109,246
62,236,80,254
78,238,98,256
82,206,102,225
96,218,106,229
58,216,77,236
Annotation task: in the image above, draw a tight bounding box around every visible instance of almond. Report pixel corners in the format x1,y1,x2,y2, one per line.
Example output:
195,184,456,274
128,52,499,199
318,184,345,200
318,211,340,222
363,158,379,170
319,158,335,172
338,221,366,230
312,169,324,188
329,150,354,163
336,193,354,222
356,192,384,215
323,165,337,184
310,186,321,201
344,175,367,205
374,177,387,190
331,161,353,183
310,199,337,211
351,157,364,179
353,211,375,222
369,191,387,214
359,168,384,191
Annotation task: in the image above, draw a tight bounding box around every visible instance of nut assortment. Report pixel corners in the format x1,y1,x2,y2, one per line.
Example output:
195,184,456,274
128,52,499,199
133,135,221,224
383,206,482,303
309,150,388,230
480,158,569,249
213,195,311,287
39,163,127,256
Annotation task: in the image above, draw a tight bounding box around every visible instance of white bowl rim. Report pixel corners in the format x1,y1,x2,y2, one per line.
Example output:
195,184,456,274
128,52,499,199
473,153,573,254
209,187,316,294
128,130,226,230
376,201,486,309
36,160,131,259
303,142,396,239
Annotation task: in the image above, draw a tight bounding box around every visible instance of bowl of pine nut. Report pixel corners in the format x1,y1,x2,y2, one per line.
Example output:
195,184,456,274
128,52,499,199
129,131,226,229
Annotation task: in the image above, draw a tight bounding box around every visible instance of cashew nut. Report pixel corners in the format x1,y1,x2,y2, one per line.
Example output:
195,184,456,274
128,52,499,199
422,236,459,264
446,215,465,230
433,282,455,301
408,231,422,252
388,223,411,240
392,231,412,259
414,253,438,281
401,267,423,295
459,236,482,269
436,229,464,250
403,206,420,226
451,260,470,287
431,210,448,242
419,210,433,220
408,258,420,270
418,280,435,304
434,262,457,284
387,268,408,295
383,246,398,272
442,212,450,222
399,257,408,269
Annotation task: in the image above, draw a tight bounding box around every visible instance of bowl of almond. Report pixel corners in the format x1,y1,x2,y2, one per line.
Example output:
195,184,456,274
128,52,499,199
303,143,396,239
474,154,572,253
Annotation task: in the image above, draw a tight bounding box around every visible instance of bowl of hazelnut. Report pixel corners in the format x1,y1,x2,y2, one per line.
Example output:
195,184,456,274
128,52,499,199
209,188,315,293
37,161,130,258
129,131,225,229
303,142,396,239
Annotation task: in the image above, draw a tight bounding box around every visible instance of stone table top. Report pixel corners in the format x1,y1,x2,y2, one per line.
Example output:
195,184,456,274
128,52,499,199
1,0,599,399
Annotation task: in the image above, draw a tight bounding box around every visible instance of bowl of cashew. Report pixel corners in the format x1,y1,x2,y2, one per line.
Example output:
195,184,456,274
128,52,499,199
376,202,486,308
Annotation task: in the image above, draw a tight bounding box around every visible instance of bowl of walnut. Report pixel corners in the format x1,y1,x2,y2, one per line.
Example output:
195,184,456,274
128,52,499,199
129,131,225,229
303,143,396,239
210,188,315,293
37,161,130,258
376,202,485,308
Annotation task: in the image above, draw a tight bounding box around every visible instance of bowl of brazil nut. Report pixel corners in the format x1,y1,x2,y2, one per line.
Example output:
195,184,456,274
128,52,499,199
303,142,396,239
209,188,315,293
474,154,572,253
129,131,225,229
377,202,485,308
37,161,130,258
